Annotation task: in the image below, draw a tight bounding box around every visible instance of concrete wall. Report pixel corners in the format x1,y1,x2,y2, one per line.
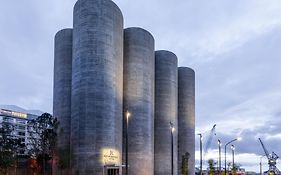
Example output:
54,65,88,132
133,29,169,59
53,28,73,168
71,0,124,174
154,50,178,175
178,67,195,175
53,1,197,175
123,27,155,175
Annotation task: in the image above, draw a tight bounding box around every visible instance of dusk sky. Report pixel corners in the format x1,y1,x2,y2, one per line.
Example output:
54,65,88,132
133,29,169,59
1,0,281,172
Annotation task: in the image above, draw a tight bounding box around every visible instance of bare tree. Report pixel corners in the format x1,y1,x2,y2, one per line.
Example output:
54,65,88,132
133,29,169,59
0,121,22,175
27,113,58,175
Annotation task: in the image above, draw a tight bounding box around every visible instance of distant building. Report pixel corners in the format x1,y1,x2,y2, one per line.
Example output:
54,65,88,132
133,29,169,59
0,105,42,155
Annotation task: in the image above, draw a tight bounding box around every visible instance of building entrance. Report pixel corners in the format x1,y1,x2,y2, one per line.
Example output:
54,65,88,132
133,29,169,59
107,168,119,175
104,166,120,175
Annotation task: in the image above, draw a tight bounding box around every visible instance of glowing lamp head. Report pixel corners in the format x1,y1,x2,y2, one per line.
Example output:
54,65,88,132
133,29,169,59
171,126,175,133
126,111,131,119
170,122,175,132
237,137,242,141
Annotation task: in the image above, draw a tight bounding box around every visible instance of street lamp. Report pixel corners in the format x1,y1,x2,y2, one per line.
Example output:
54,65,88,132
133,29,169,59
170,122,175,175
218,139,222,175
231,145,235,174
125,111,130,175
224,137,241,175
260,155,266,175
198,133,203,175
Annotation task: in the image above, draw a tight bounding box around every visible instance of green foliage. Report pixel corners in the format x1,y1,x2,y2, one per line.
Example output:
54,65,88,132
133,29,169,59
232,163,238,175
27,113,59,174
181,152,190,175
0,121,22,174
208,159,215,175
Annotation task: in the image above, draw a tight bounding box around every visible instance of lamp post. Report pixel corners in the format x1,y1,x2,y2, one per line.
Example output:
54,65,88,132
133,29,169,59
231,145,235,174
170,122,175,175
260,155,266,175
260,156,262,175
198,133,203,175
218,139,222,175
125,111,130,175
224,138,241,175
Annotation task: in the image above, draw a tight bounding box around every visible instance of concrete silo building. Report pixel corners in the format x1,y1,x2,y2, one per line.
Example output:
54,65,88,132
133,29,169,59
53,0,195,175
178,67,195,175
53,28,73,169
123,27,155,175
71,0,123,174
154,51,178,175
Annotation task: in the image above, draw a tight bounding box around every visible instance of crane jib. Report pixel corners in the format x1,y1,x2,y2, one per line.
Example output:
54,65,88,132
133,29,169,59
258,138,281,174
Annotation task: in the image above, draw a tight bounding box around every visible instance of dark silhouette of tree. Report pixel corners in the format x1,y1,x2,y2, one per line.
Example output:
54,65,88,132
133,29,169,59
232,163,238,175
208,159,215,175
27,113,58,175
181,152,190,175
0,120,22,175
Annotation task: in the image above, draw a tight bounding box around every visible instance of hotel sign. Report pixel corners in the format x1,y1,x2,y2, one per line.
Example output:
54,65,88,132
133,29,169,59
101,148,120,165
0,109,27,119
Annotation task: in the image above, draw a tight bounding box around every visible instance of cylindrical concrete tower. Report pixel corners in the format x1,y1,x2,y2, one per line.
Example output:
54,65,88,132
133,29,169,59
53,28,73,168
178,67,195,175
123,27,155,175
71,0,123,174
154,50,178,175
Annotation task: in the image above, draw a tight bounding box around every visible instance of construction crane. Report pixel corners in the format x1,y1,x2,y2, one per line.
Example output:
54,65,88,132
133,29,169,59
258,138,281,175
197,124,216,175
203,124,217,158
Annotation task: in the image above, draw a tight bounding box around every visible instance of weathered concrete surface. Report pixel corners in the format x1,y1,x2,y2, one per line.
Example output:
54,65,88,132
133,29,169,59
123,27,155,175
154,50,178,175
178,67,195,175
53,29,73,166
71,0,124,174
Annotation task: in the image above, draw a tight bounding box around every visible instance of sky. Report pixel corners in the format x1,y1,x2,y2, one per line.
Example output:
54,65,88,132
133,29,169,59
1,0,281,172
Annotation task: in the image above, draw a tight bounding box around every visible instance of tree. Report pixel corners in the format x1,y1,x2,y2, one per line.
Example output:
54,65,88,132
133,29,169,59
208,159,215,175
232,163,239,175
181,152,190,175
27,113,58,175
0,120,22,175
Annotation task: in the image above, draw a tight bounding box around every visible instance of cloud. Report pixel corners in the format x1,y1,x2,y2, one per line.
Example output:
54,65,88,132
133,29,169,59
192,1,281,58
1,0,281,172
0,0,75,112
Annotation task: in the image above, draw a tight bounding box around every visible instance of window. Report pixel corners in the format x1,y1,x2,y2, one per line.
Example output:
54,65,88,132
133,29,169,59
17,125,25,130
18,132,25,136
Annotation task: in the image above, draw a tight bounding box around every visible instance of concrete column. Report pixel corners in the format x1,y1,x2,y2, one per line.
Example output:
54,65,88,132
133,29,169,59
154,50,178,175
123,27,155,175
53,28,73,169
71,0,123,174
178,67,195,175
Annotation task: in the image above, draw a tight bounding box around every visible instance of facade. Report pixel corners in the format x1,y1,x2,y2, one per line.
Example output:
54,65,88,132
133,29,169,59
154,50,178,175
0,106,40,156
53,0,195,175
178,67,196,175
53,28,73,171
72,0,123,174
123,27,155,175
